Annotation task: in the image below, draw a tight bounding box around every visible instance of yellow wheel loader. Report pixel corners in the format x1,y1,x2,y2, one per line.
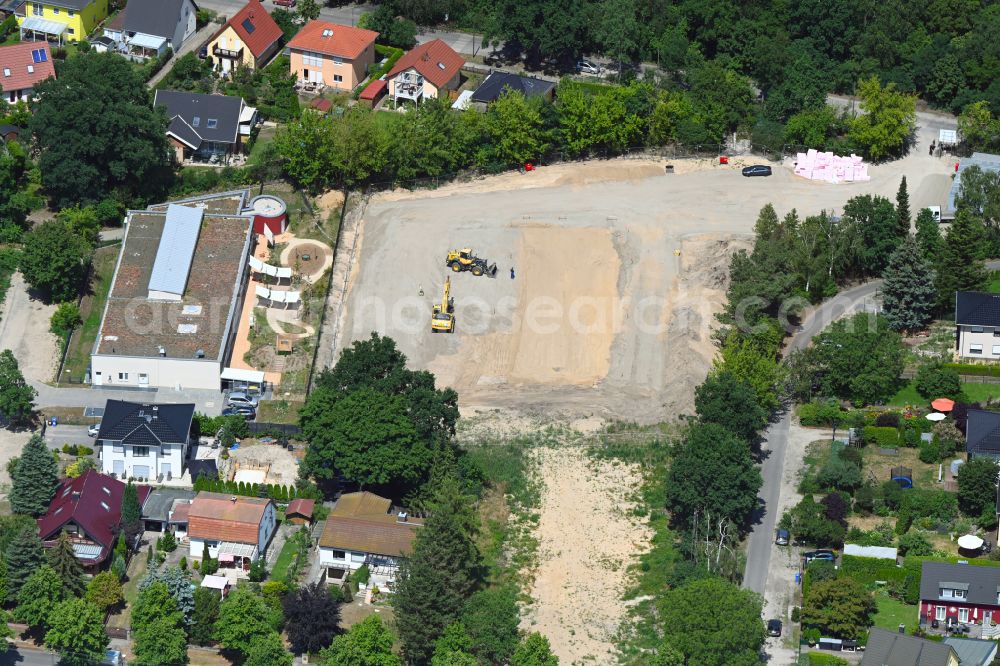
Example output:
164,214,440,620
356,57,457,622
431,277,455,333
445,248,497,277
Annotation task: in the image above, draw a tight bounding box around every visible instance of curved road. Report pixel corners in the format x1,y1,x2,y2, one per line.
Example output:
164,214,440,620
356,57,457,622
744,260,1000,597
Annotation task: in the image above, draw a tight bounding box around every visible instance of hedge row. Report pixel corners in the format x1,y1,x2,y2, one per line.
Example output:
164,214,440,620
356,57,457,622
192,475,303,501
863,426,899,448
943,363,1000,377
367,45,405,85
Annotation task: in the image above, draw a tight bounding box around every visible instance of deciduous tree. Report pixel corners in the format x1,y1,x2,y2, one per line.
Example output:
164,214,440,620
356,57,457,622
19,219,92,303
9,434,56,515
659,577,766,666
915,362,962,400
215,587,283,660
282,582,342,654
848,76,917,160
842,194,900,276
666,423,762,531
512,633,559,666
44,598,109,666
695,371,769,444
483,91,551,166
190,586,221,646
139,566,194,624
811,313,906,405
245,631,292,666
461,586,520,665
319,614,401,666
801,577,875,639
957,458,1000,518
134,614,188,666
29,51,169,207
14,565,63,630
0,350,36,427
86,571,123,612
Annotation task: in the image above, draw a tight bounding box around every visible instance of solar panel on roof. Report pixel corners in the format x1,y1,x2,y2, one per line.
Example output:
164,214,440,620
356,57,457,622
31,48,47,63
242,17,256,33
147,204,203,299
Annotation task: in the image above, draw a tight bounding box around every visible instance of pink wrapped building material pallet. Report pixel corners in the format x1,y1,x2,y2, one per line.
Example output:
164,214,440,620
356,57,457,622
794,149,871,183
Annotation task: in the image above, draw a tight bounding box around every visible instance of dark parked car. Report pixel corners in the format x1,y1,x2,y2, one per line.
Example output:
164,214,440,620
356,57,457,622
767,619,782,637
741,165,773,177
222,406,256,420
198,45,207,59
775,528,790,546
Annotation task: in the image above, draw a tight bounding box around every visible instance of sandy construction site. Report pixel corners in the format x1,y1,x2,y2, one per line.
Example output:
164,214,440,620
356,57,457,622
337,136,953,423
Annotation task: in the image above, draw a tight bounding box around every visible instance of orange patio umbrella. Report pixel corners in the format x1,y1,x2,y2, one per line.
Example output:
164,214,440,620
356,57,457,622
931,398,955,412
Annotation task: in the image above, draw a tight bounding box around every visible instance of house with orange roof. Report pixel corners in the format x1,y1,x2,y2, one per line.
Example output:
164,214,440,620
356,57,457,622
206,0,282,76
387,38,464,107
188,491,276,571
286,20,377,92
0,41,55,104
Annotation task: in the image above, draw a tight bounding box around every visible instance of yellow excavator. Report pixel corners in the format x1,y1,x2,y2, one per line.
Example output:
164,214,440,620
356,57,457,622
445,248,497,277
431,277,455,333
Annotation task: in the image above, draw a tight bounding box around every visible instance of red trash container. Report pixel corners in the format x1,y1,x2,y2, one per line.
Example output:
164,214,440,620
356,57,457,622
719,156,729,165
525,163,534,171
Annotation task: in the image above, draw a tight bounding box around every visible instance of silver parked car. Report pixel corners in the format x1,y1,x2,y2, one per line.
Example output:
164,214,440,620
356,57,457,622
227,391,259,407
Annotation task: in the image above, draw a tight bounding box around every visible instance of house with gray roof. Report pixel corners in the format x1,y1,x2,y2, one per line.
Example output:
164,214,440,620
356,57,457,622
966,409,1000,462
104,0,198,60
97,400,194,482
470,71,556,107
919,562,1000,630
154,90,259,164
943,636,998,666
141,487,196,532
955,292,1000,361
862,628,959,666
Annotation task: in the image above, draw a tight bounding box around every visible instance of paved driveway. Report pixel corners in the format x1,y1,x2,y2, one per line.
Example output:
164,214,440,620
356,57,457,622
43,424,95,450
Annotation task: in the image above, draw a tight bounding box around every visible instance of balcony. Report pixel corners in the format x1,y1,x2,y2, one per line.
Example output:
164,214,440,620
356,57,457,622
213,45,244,60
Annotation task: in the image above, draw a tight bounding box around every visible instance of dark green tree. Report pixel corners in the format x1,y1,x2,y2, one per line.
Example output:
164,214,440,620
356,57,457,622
881,235,937,333
120,480,142,545
190,586,221,646
134,615,188,666
3,524,44,599
694,371,769,444
394,474,482,663
43,598,109,666
659,578,766,666
811,313,906,405
957,458,1000,517
0,350,36,427
842,194,900,276
46,532,86,597
915,207,943,261
245,631,292,666
138,566,194,624
936,210,988,308
460,586,520,665
0,556,7,605
800,577,875,639
215,587,283,660
10,434,57,516
955,165,1000,231
282,582,342,654
896,176,911,235
85,571,123,612
29,51,169,206
914,362,962,400
665,423,762,531
19,219,92,302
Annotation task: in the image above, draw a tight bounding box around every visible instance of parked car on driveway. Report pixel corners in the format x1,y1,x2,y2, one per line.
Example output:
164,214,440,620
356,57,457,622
767,619,782,637
223,406,256,420
775,528,789,546
577,59,601,75
88,422,101,437
227,391,259,407
803,549,835,563
741,165,773,177
273,0,295,5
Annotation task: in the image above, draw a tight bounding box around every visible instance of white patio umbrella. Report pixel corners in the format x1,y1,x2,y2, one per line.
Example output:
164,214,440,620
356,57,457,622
926,412,946,422
958,534,984,550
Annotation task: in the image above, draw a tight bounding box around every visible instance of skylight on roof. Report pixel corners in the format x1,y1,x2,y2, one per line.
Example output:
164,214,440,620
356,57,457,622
2,69,9,77
27,65,33,73
182,305,203,315
206,119,218,129
438,62,446,69
192,116,200,127
242,17,256,33
31,48,47,63
63,486,72,497
322,29,333,37
177,324,198,334
102,486,111,495
100,501,110,511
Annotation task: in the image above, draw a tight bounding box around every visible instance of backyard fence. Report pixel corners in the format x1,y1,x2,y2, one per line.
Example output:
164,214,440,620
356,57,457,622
248,422,302,437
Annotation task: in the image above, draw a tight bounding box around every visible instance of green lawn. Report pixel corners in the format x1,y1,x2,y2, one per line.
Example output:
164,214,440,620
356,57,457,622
248,125,276,163
373,110,406,130
62,244,119,382
270,537,297,582
256,399,303,425
889,379,1000,407
872,594,919,634
988,270,1000,294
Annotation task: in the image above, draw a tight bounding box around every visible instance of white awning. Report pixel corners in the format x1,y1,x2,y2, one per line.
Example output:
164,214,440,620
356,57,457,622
201,574,230,590
21,16,67,35
221,367,265,383
217,541,257,559
239,106,259,135
130,33,166,50
72,543,103,559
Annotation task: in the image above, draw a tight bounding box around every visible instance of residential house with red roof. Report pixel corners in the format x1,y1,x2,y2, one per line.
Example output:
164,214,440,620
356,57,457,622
318,491,422,587
0,41,55,104
37,470,151,569
387,38,464,107
286,20,377,92
206,0,282,76
188,491,276,571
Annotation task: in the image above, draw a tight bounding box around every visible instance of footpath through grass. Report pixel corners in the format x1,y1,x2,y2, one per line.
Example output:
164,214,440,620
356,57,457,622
62,244,119,381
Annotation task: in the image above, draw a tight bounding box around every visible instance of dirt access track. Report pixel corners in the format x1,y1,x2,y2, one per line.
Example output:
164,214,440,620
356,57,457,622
338,126,953,424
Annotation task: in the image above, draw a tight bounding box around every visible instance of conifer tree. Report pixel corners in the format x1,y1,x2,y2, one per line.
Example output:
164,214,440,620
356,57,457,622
120,481,142,544
9,434,58,516
882,235,937,332
46,532,86,597
896,176,911,236
4,525,44,599
393,470,482,663
936,210,988,308
915,207,942,261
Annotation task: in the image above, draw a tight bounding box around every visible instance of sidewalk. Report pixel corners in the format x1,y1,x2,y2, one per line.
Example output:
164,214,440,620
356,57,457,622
147,23,219,89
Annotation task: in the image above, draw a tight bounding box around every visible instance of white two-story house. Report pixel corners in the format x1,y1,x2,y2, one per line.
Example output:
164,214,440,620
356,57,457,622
96,400,194,482
188,492,276,571
318,492,422,587
955,292,1000,361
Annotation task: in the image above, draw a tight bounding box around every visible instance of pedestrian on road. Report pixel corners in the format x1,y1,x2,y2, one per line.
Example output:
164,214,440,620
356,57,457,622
510,267,515,280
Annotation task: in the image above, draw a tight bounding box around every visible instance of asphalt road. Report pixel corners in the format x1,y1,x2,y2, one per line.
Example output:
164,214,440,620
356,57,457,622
0,646,63,665
743,260,1000,596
